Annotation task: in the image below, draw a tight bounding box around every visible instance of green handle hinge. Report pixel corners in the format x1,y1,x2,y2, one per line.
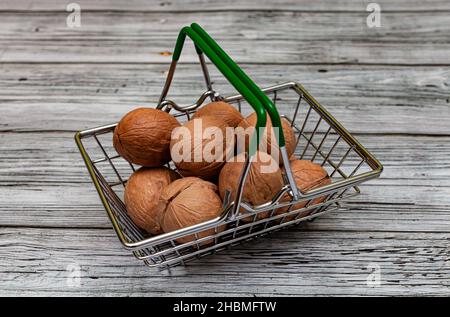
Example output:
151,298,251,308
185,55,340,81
172,23,286,154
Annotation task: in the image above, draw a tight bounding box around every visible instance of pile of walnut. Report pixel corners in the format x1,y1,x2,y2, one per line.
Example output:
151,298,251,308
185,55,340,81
113,101,331,243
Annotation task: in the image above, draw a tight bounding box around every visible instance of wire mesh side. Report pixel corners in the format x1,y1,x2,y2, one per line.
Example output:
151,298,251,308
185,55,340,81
77,82,382,268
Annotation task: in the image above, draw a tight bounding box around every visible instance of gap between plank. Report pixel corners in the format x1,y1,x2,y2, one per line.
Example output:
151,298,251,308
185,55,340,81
2,130,450,138
1,224,450,234
1,61,450,67
1,9,450,14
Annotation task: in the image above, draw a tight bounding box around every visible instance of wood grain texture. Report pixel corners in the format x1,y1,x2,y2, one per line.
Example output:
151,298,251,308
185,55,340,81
1,228,449,296
0,11,449,64
1,64,449,134
1,0,450,12
1,132,449,232
1,0,449,297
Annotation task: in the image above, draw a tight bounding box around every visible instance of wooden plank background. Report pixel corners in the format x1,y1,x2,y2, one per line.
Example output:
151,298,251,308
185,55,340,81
0,0,449,296
1,11,449,64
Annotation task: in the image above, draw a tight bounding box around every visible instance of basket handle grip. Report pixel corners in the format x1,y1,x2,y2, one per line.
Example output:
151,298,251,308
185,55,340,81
163,24,300,212
187,23,299,199
190,23,285,146
170,25,266,156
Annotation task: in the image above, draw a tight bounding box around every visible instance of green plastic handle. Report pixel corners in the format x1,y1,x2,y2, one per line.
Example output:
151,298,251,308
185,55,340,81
172,26,266,156
190,23,286,147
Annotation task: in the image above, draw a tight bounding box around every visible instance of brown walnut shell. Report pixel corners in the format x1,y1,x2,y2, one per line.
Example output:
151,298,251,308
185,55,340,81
170,116,234,181
278,159,332,221
218,151,284,221
236,112,297,164
192,101,244,128
113,108,180,167
124,167,179,235
160,177,224,245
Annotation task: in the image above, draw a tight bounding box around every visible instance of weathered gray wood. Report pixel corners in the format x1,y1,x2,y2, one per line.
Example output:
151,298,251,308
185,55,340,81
2,0,450,12
1,64,449,134
1,132,449,232
2,11,449,42
1,0,450,297
2,133,450,186
0,11,449,64
1,228,449,296
2,181,450,233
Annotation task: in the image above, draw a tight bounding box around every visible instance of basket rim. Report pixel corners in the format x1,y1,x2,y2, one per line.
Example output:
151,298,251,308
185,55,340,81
75,81,383,251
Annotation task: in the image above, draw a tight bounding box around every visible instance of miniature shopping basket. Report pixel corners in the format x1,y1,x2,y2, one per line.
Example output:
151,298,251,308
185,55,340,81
75,23,383,269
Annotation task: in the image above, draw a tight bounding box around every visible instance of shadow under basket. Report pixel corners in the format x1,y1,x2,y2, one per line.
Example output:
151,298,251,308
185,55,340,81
75,82,383,269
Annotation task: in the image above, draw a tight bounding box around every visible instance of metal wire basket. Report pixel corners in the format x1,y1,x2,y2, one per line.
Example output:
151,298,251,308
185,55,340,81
75,24,383,269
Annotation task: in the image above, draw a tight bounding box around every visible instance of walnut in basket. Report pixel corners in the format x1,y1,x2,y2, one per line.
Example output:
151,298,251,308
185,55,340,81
113,108,180,167
159,177,225,245
124,167,179,235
